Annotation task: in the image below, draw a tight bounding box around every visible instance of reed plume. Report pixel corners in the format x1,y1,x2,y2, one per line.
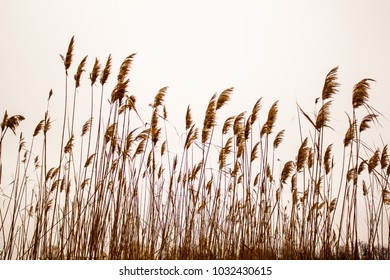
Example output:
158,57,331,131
352,78,375,109
322,66,339,100
74,56,88,88
61,36,75,74
100,54,112,85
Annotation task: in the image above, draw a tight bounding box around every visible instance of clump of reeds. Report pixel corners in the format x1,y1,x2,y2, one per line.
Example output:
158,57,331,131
0,37,389,260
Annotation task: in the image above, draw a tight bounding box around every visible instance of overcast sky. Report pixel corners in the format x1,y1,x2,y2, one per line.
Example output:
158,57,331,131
1,0,390,173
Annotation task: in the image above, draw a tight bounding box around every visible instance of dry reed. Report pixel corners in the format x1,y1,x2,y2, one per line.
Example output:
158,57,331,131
0,37,389,260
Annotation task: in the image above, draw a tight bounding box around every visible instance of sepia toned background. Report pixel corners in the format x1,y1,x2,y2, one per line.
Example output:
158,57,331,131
1,0,390,257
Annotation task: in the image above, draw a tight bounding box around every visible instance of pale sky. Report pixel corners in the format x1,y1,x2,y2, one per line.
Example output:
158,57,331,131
1,0,390,173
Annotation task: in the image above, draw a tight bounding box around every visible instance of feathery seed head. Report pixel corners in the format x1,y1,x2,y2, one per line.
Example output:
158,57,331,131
185,105,193,130
64,134,74,154
33,120,45,137
201,94,217,143
111,79,129,104
90,58,101,86
261,101,278,136
222,115,235,135
251,141,260,162
344,117,356,147
381,145,389,170
324,144,333,174
100,54,112,85
358,161,366,174
352,78,375,109
117,53,136,82
81,117,93,137
251,98,262,125
273,129,285,149
63,36,75,73
315,100,332,130
368,149,380,173
216,87,233,110
2,113,25,135
281,160,295,184
74,56,88,88
153,86,168,108
296,138,309,172
360,114,377,133
322,66,339,100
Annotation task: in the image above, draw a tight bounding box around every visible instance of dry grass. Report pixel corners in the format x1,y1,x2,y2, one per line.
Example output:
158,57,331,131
0,37,389,260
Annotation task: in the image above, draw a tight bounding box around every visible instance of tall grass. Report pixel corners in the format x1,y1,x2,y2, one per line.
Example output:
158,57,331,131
0,37,389,259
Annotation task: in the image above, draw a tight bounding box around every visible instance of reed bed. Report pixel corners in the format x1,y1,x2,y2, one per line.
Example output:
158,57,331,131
0,37,389,259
